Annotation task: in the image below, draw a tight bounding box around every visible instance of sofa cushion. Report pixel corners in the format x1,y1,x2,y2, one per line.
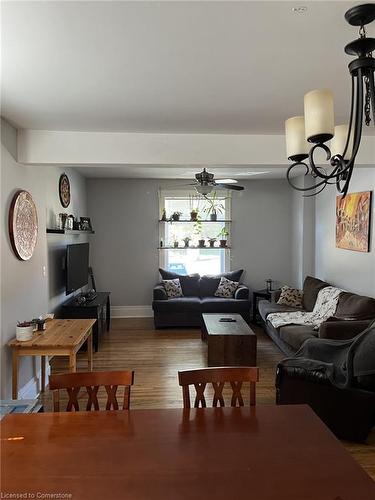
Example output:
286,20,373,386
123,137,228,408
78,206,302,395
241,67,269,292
152,297,201,313
200,269,244,297
279,325,318,351
335,292,375,320
214,277,239,298
302,276,330,312
159,269,200,296
277,286,303,308
162,279,183,298
201,297,250,314
258,300,300,322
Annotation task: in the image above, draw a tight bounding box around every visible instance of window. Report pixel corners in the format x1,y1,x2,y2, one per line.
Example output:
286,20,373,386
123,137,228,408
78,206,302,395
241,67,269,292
159,190,230,275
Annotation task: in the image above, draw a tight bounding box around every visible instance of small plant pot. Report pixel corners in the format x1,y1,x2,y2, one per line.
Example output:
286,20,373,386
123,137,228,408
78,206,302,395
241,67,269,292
219,239,227,248
16,325,34,342
184,242,190,248
173,242,179,248
172,214,180,221
210,213,217,221
198,240,206,248
190,211,198,221
209,241,216,248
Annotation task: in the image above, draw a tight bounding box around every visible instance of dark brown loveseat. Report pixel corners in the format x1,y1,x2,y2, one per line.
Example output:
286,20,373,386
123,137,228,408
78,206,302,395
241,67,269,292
258,276,375,356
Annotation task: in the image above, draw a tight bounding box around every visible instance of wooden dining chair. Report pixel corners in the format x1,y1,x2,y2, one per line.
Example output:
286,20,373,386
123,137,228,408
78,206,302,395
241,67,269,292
178,367,259,408
49,370,134,412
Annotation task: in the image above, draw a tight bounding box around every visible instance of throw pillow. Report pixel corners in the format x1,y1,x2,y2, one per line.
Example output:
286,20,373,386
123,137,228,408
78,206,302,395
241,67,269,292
214,277,239,298
159,269,200,296
277,286,303,308
200,269,244,297
163,279,183,298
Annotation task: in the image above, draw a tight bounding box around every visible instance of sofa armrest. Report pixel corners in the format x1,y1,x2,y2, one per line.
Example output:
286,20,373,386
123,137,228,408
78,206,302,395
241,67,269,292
153,284,168,301
235,285,249,300
270,290,282,303
319,319,372,340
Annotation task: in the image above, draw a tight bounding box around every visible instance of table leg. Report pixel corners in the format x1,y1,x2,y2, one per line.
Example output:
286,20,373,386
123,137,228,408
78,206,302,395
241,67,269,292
41,355,46,392
87,330,93,371
106,296,111,331
69,352,77,372
12,350,19,399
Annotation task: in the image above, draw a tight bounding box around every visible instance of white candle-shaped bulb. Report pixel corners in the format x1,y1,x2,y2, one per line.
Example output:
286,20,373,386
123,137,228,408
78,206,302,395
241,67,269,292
330,124,353,160
304,89,334,143
285,116,309,160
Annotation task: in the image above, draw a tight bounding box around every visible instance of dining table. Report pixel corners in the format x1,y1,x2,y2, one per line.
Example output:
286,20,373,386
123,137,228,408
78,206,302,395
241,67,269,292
1,404,374,499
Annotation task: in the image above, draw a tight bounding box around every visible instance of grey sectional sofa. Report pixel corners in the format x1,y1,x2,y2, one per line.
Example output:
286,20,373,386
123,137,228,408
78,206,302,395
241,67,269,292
153,269,251,328
259,276,375,356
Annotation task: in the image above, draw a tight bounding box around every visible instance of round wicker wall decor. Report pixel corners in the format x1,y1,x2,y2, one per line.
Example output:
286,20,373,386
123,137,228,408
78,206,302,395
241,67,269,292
8,190,38,261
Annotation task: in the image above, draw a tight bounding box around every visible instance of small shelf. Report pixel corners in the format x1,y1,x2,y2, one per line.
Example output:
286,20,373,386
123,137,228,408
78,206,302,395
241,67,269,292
46,229,95,235
158,246,231,250
159,219,231,223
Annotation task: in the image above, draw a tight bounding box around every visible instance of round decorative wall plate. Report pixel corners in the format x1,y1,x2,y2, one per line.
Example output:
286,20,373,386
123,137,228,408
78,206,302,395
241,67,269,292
59,173,71,208
8,190,38,261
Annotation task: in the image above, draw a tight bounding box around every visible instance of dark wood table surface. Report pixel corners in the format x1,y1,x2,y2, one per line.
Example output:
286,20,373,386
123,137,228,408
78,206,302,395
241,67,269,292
1,405,374,500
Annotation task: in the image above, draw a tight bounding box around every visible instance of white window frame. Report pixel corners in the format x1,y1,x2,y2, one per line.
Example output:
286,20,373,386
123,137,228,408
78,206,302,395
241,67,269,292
158,188,231,273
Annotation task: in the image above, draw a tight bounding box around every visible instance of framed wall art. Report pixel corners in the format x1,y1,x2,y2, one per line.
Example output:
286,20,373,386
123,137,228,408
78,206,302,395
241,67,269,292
8,190,38,261
336,191,372,252
59,173,71,208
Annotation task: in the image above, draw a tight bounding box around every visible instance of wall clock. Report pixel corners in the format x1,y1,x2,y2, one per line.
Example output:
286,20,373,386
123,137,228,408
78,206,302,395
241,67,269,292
59,173,71,208
8,190,38,261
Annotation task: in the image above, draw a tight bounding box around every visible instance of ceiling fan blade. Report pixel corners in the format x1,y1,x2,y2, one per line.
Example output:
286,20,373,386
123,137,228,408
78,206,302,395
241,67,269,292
215,179,238,184
217,183,244,191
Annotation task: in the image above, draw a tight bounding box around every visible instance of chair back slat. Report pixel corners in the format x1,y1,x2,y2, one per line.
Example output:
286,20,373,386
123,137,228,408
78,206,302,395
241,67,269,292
49,370,134,412
178,367,259,409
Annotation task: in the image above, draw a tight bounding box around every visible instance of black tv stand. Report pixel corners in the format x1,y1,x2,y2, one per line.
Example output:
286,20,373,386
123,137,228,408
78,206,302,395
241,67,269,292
61,292,111,352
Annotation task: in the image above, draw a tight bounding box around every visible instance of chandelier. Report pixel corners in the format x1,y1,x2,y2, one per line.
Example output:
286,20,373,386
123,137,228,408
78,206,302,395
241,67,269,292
285,3,375,197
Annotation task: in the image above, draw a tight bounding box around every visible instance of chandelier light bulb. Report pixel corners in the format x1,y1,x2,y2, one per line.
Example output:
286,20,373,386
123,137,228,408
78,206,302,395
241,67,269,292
330,124,354,160
304,89,335,144
285,116,309,161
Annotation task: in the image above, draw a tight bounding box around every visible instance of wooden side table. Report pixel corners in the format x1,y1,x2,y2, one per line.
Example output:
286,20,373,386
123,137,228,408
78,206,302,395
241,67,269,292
8,319,96,399
252,289,272,324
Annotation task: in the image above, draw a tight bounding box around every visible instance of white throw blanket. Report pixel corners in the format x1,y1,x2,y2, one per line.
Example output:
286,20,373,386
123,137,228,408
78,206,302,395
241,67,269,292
268,286,342,330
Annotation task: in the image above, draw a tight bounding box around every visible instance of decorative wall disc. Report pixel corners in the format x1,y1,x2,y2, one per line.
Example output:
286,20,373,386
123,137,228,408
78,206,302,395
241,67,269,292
8,190,38,261
59,173,71,208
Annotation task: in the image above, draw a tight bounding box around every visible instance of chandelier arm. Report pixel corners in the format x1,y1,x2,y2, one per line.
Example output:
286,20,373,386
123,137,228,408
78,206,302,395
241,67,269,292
342,74,356,160
308,145,348,181
286,163,330,192
346,68,364,170
369,70,375,126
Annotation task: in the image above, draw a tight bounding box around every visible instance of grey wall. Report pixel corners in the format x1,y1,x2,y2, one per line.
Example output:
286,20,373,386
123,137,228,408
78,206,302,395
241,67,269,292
87,178,294,307
1,119,88,398
315,168,375,296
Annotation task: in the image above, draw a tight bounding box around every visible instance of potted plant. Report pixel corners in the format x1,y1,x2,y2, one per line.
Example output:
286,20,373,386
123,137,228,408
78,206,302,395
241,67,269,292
198,238,206,248
203,191,225,221
161,208,167,221
183,237,191,248
217,228,229,247
208,237,217,248
173,239,179,248
171,211,182,222
16,321,34,341
189,194,202,221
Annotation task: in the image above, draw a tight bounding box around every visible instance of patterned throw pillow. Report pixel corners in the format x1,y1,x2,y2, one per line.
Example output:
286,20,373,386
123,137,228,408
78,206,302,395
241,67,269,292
277,286,303,308
214,277,239,298
163,279,183,298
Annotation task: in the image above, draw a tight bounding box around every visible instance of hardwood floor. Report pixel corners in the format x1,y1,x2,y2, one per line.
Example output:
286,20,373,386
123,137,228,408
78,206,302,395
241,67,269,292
44,317,375,480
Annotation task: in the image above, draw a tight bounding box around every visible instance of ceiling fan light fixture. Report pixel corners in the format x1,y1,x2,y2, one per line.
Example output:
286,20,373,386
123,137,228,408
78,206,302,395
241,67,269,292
195,185,214,195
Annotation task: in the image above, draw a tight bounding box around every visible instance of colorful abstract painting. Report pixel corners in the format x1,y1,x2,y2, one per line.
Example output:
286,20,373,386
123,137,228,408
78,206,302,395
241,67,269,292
336,191,372,252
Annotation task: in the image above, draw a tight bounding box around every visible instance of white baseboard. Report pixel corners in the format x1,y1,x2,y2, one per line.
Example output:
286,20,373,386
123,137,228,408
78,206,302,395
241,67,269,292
111,305,153,318
18,363,51,400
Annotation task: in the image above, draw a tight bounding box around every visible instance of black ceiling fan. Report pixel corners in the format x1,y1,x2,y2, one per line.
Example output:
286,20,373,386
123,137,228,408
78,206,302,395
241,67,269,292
184,168,245,195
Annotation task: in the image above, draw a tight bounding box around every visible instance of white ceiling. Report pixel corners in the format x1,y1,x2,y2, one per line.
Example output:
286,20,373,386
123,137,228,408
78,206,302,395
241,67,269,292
75,165,288,179
2,0,369,135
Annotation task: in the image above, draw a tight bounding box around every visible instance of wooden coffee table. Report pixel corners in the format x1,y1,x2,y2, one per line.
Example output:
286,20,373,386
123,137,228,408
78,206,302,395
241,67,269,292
202,313,257,366
8,319,96,399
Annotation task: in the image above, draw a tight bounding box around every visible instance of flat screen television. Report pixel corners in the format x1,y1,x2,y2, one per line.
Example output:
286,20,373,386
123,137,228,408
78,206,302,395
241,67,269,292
66,243,89,295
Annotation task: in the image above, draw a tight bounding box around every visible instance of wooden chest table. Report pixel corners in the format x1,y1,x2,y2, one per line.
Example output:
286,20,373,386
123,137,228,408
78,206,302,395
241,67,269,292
8,319,96,399
203,313,257,366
